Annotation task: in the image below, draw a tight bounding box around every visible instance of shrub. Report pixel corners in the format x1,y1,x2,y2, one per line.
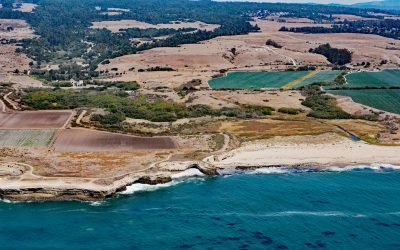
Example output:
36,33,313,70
301,85,352,119
266,39,282,48
278,107,304,115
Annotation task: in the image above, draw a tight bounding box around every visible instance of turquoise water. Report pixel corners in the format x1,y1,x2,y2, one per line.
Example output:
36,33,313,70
1,166,400,249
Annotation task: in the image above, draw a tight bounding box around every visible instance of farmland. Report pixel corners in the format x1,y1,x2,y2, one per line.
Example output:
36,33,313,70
344,69,400,88
0,129,55,147
0,111,72,129
294,70,343,88
208,71,310,89
53,128,176,152
208,70,344,90
328,89,400,114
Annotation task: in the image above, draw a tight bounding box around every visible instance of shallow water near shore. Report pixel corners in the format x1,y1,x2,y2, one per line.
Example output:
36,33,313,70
1,166,400,249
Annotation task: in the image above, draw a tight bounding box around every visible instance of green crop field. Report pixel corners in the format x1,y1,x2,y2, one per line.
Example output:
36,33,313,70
328,89,400,114
208,71,310,89
294,71,342,88
344,69,400,88
0,129,55,147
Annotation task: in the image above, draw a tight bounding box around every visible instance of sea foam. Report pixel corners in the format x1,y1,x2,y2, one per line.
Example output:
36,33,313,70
120,180,182,195
218,164,400,177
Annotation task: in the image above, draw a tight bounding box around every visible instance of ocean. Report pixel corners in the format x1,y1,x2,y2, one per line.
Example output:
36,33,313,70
1,165,400,249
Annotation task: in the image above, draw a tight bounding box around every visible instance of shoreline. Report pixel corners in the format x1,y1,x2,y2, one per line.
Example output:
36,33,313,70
2,163,400,203
2,133,400,202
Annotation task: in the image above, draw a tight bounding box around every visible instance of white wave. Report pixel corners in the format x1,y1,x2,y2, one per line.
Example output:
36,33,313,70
120,180,182,195
249,167,290,175
0,199,15,204
386,211,400,215
218,164,400,177
171,168,205,179
213,211,366,218
269,211,368,217
326,164,400,172
89,201,107,206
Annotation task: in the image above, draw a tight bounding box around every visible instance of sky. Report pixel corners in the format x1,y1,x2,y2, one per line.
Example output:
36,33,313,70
213,0,381,5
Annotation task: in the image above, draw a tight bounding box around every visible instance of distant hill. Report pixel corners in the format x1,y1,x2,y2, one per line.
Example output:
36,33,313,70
352,0,400,11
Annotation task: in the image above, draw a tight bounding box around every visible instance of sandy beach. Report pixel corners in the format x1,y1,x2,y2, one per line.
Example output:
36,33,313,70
209,133,400,168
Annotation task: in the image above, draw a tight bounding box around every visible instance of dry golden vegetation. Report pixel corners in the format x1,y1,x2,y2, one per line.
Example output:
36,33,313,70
91,20,220,33
97,18,400,89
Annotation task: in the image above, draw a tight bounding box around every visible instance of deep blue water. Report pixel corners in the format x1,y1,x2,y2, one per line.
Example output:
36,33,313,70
1,166,400,249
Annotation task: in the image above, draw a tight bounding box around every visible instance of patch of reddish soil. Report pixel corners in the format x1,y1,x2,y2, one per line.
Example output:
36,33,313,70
53,128,176,152
0,111,72,129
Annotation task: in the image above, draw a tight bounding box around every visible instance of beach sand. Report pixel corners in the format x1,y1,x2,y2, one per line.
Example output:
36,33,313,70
210,133,400,168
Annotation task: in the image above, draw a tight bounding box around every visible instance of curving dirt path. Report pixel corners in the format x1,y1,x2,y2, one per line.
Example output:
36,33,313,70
3,92,20,111
0,98,7,113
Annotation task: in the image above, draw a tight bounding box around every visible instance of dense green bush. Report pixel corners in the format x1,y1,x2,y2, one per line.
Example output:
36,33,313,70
309,44,352,65
22,89,274,123
301,85,352,119
91,112,126,125
95,81,140,91
278,107,304,115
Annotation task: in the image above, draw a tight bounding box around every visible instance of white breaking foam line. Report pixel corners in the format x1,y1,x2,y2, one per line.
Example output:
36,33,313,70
120,180,183,195
171,168,205,179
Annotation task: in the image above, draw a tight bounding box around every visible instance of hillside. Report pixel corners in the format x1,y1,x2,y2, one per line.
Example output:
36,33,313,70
353,0,400,11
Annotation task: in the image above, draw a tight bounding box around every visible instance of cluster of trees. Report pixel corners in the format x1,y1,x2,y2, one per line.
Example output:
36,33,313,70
29,63,95,81
93,81,140,91
253,3,386,22
279,19,400,40
123,27,196,39
278,107,304,115
300,85,379,121
138,66,175,72
1,0,395,79
300,85,352,119
22,89,274,123
0,0,260,78
266,39,282,48
309,44,352,65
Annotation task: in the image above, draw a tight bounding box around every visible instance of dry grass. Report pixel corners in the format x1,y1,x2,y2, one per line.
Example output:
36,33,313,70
91,20,220,33
0,45,32,74
218,116,334,140
13,3,38,13
326,119,383,144
0,19,37,40
98,18,400,89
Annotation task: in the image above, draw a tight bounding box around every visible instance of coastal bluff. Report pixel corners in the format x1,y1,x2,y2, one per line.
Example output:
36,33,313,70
2,133,400,201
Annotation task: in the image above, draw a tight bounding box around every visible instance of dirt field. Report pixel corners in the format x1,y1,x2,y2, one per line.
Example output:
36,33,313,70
0,74,43,88
0,19,36,74
0,45,32,74
53,128,177,152
0,19,37,40
13,3,38,12
184,90,308,110
331,14,379,21
91,20,220,32
0,111,72,129
97,18,400,89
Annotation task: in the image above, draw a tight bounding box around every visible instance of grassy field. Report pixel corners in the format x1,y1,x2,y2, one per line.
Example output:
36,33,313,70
208,71,344,89
294,71,343,88
208,71,310,89
328,89,400,114
0,129,55,147
344,69,400,88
